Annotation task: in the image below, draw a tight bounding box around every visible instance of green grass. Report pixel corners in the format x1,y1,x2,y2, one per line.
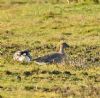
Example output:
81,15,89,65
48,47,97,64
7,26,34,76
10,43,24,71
0,1,100,98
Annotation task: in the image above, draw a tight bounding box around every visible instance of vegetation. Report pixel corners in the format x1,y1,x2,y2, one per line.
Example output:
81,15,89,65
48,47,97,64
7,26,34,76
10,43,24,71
0,0,100,98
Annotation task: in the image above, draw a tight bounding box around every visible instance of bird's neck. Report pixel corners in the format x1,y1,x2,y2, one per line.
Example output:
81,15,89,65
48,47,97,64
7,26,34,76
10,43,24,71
59,46,64,54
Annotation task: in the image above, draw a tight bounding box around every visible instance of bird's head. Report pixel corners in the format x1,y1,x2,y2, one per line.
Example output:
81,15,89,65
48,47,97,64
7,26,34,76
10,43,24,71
61,42,69,49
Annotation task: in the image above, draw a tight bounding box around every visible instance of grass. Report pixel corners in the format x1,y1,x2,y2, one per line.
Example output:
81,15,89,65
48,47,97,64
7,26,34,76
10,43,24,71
0,0,100,98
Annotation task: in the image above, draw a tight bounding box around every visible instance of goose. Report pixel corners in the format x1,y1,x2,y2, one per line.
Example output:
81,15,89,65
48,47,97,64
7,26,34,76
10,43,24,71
33,42,69,65
13,49,32,62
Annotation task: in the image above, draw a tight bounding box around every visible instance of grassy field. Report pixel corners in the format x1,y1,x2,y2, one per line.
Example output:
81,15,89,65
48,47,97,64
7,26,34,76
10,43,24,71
0,0,100,98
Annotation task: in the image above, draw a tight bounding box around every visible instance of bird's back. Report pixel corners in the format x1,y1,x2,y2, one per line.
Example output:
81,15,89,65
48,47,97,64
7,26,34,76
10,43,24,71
34,52,64,64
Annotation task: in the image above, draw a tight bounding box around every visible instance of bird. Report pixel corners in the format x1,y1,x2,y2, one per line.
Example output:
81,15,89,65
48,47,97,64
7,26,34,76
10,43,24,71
13,49,32,63
33,42,69,65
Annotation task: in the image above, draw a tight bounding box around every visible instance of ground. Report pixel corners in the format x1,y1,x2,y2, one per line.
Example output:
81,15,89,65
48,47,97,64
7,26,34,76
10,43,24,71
0,1,100,98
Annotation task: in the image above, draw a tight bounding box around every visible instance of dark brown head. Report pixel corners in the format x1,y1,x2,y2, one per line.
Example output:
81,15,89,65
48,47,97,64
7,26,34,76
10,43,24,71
59,42,69,54
61,42,69,49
